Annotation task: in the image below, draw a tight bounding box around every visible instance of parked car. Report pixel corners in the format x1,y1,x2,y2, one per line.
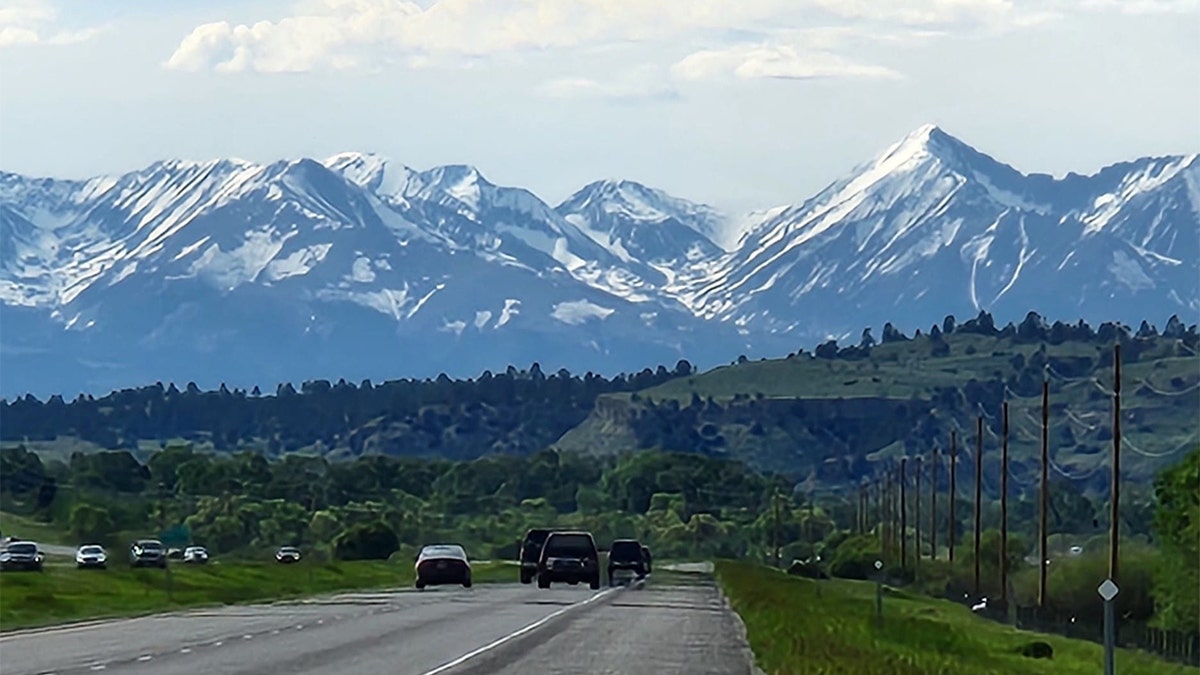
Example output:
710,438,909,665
183,546,210,564
1,541,44,572
606,539,647,585
275,546,302,564
415,544,472,589
129,539,167,568
518,528,553,584
75,544,108,569
537,531,600,590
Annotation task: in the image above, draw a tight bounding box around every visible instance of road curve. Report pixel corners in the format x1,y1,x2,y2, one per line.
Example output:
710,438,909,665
0,576,757,675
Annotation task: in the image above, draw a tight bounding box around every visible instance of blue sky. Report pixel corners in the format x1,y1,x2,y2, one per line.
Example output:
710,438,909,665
1,0,1197,214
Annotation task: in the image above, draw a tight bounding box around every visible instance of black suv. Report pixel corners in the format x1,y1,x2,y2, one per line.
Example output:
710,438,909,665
129,539,167,568
537,531,600,590
607,539,647,585
518,528,553,584
1,541,44,572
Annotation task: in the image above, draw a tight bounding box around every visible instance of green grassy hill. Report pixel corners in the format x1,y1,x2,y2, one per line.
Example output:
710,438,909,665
554,331,1198,491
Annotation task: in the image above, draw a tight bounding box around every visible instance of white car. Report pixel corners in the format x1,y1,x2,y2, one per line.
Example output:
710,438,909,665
75,544,108,569
183,546,210,564
415,544,472,589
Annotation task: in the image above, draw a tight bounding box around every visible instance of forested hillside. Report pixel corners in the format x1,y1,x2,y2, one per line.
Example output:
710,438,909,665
1,362,694,459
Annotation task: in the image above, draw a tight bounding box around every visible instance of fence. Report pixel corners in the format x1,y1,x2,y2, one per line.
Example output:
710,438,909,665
959,599,1200,667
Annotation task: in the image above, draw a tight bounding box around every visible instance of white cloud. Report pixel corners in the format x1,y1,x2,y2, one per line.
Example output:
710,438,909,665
672,43,901,82
165,0,1064,74
0,0,105,48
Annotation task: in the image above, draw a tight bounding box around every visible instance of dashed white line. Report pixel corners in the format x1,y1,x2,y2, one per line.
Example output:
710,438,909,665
417,588,617,675
272,629,281,635
88,666,106,672
137,655,152,662
317,619,324,624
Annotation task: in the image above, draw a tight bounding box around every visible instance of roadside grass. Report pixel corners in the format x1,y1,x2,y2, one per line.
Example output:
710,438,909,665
714,560,1190,675
0,560,515,632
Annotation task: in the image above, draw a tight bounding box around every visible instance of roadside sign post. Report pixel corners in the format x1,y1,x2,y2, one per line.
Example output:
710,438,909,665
874,560,884,629
1099,578,1119,675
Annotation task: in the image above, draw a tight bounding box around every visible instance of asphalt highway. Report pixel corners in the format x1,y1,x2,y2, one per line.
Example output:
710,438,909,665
0,575,758,675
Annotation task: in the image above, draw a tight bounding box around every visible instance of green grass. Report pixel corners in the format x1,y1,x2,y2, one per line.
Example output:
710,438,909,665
0,559,516,632
0,511,72,546
714,560,1191,675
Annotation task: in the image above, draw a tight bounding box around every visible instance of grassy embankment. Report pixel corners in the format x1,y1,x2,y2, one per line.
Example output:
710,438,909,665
714,560,1190,675
0,559,516,632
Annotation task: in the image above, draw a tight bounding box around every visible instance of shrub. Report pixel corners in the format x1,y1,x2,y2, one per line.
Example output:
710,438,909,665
334,521,400,561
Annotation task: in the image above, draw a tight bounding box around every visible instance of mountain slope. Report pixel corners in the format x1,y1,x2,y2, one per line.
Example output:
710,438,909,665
676,125,1199,339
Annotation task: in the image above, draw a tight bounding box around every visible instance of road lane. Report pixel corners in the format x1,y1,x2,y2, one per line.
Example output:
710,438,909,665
452,576,758,675
1,583,606,675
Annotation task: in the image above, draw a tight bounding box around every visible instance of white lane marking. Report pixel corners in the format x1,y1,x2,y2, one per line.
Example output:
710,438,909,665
417,588,616,675
295,624,304,630
89,666,106,671
317,619,324,624
243,634,253,640
272,629,281,635
137,655,152,662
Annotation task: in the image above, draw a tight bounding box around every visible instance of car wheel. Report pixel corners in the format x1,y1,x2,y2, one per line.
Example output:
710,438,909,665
520,570,531,584
416,579,426,590
463,577,472,588
537,575,550,589
590,574,601,590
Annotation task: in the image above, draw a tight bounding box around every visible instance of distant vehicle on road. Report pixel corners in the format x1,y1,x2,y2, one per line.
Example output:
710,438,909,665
75,544,107,569
129,539,167,568
537,531,600,590
607,539,647,585
641,545,652,573
519,528,553,584
183,546,210,564
275,546,302,564
415,544,472,589
1,541,44,572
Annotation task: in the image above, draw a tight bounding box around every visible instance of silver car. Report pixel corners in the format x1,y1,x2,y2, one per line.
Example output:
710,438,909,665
76,544,108,569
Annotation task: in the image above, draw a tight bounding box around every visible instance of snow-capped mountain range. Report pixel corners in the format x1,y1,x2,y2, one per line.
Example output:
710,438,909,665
2,125,1196,397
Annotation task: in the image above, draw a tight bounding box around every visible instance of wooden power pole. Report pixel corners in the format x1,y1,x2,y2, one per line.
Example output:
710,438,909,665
931,445,938,561
1110,344,1122,584
974,415,983,597
915,455,922,573
949,431,957,563
1039,374,1049,608
1001,401,1010,607
900,457,908,572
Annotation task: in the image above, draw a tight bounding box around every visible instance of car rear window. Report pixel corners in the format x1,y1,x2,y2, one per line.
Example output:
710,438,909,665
610,541,642,560
544,534,594,557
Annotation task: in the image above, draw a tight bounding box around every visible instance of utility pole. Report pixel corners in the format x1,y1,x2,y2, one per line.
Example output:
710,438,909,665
1110,344,1122,584
1039,371,1050,609
949,431,957,563
771,489,781,568
884,467,893,559
1001,401,1010,608
900,457,908,572
974,415,983,597
915,455,922,574
931,445,938,561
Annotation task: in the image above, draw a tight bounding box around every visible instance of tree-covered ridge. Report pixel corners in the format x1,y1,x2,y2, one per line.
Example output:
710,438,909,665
0,362,694,459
